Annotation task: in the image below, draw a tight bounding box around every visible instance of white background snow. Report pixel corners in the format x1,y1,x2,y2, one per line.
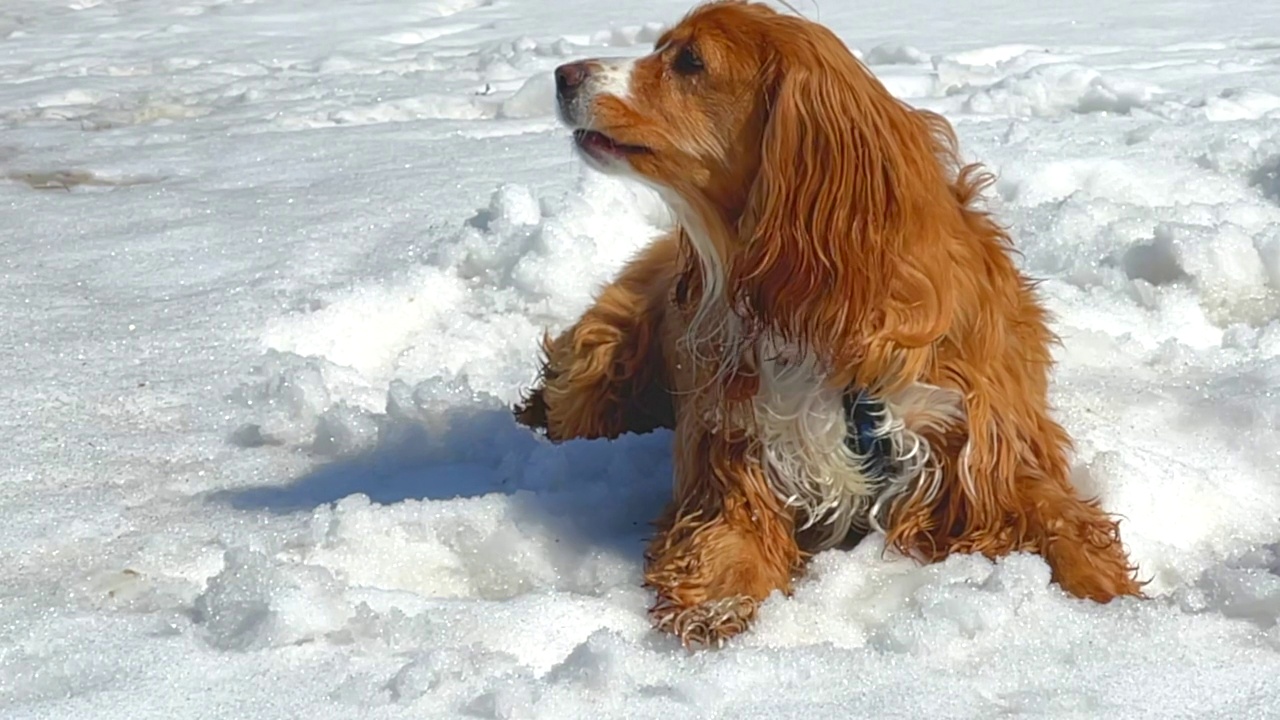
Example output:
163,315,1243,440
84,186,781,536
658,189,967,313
3,0,1280,716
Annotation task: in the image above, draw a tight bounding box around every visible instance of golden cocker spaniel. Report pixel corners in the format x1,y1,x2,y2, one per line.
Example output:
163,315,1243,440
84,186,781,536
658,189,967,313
515,0,1143,647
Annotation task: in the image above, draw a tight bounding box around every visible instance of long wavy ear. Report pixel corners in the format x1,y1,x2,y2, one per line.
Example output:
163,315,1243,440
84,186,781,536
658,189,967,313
733,18,960,392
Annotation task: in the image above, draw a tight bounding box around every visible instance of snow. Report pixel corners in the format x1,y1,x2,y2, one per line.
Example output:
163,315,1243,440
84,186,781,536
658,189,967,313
2,0,1280,716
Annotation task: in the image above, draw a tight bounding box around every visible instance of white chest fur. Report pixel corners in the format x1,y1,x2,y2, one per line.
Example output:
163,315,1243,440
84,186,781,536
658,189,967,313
750,341,879,548
748,337,964,550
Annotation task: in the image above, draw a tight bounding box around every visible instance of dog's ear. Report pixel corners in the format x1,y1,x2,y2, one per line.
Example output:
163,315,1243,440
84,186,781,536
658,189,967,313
732,15,962,391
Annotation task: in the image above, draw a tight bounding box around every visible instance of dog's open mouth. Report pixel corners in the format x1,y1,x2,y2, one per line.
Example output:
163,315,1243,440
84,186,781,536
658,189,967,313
573,129,649,158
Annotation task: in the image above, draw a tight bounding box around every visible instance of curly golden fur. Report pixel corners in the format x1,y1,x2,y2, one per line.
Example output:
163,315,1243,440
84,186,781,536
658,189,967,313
515,0,1143,646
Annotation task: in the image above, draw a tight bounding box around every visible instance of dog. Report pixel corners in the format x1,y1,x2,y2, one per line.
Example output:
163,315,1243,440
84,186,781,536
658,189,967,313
514,0,1143,646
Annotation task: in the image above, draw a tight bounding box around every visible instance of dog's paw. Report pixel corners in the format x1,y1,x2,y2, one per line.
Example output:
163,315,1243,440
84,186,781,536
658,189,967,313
649,594,758,648
512,386,549,431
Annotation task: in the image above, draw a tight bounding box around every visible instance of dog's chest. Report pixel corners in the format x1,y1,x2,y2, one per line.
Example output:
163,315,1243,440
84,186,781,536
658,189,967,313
747,348,891,544
666,288,904,545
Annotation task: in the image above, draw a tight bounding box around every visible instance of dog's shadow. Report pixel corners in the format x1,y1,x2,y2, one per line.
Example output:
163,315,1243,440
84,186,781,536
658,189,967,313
209,402,675,558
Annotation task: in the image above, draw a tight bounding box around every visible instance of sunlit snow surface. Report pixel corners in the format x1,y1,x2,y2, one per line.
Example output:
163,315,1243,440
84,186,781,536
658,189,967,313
3,0,1280,717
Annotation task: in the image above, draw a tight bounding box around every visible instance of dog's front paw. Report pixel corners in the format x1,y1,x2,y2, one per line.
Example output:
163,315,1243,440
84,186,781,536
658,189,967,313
649,594,759,648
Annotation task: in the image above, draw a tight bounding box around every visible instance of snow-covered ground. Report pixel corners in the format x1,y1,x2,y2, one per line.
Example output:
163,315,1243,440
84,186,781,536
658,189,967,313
3,0,1280,716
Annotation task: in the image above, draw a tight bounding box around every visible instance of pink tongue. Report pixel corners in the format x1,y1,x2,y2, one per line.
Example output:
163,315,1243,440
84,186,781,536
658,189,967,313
584,132,619,154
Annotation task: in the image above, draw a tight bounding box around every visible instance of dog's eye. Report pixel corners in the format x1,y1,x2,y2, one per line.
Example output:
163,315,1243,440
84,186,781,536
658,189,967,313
673,44,704,75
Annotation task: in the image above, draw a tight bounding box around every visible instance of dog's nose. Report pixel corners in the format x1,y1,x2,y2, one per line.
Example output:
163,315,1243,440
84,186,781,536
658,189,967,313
555,61,590,100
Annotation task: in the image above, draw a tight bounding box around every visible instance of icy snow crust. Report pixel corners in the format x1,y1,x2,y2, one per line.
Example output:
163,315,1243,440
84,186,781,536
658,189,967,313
2,0,1280,717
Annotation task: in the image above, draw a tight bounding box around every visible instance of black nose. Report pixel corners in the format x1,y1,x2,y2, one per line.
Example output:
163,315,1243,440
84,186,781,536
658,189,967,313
555,61,589,100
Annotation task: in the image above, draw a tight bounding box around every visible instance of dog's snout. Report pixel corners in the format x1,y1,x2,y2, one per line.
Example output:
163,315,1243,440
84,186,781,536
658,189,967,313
555,61,590,100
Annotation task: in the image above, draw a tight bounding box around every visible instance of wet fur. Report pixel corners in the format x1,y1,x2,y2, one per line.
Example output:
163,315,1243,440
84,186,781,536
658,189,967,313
516,0,1143,646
